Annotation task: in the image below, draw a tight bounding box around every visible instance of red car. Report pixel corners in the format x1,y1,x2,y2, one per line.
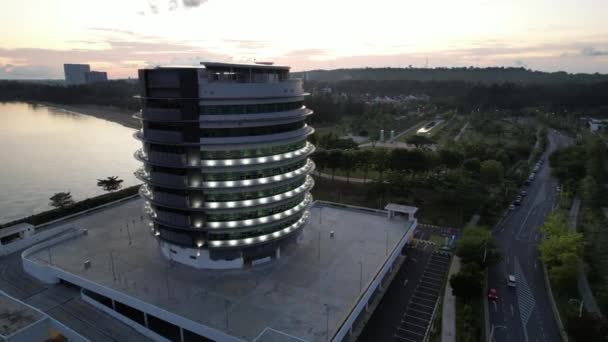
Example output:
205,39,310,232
488,288,499,301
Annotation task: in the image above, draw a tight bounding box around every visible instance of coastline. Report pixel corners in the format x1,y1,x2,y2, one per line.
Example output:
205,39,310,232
33,101,141,129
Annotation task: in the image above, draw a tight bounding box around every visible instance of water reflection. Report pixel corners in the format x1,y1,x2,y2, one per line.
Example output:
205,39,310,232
0,102,141,223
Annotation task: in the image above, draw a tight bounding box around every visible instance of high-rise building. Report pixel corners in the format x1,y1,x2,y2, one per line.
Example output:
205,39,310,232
63,63,90,85
84,71,108,83
135,62,315,269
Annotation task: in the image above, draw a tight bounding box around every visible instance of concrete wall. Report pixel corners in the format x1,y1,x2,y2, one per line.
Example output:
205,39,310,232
80,291,169,342
1,224,74,257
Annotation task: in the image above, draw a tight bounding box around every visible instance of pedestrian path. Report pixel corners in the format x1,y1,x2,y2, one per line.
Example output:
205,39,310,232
440,256,460,342
568,197,602,316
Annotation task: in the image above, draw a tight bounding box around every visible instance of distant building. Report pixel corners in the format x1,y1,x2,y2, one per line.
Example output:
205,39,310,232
63,63,90,85
589,118,608,132
64,64,108,85
84,71,108,83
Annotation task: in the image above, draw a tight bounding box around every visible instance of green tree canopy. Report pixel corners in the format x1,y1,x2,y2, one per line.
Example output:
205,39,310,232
97,176,124,192
455,225,501,267
449,262,484,298
480,160,504,184
49,192,75,209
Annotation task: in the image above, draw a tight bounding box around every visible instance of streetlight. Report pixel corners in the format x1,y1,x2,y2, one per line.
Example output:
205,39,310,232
488,324,507,342
358,261,363,293
324,304,329,342
568,298,584,318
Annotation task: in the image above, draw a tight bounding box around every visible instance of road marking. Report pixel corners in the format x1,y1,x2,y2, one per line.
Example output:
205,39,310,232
401,320,428,330
515,257,535,342
403,279,409,287
511,304,515,316
394,334,417,342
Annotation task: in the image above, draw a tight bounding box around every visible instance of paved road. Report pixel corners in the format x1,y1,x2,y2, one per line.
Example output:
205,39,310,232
488,130,571,342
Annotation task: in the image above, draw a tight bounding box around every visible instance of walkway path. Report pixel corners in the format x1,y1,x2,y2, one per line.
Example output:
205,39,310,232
568,197,603,316
453,122,469,142
441,256,460,342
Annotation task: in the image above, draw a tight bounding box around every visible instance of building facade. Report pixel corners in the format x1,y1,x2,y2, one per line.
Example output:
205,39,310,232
135,62,315,269
84,71,108,83
63,64,90,85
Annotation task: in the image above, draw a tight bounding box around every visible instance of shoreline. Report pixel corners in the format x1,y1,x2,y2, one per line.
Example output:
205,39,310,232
31,101,141,129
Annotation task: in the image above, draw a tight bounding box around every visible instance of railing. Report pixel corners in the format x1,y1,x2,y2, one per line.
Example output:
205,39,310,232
142,108,183,121
149,172,186,187
147,151,185,165
150,191,189,208
144,129,183,143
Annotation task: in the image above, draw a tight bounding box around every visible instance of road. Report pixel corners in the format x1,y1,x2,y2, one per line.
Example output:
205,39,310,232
488,129,571,342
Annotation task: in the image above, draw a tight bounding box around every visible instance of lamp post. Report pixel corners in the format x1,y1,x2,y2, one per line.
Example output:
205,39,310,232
568,298,584,318
358,261,363,293
324,304,329,341
488,324,507,342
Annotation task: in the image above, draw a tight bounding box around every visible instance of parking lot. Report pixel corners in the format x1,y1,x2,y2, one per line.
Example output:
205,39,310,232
394,250,450,342
358,225,453,342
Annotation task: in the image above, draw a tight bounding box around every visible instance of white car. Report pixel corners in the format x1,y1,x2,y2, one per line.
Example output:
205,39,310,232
507,275,516,287
508,204,516,211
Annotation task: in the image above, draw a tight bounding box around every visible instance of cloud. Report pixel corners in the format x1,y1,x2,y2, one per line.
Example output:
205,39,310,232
142,0,208,15
0,64,59,79
581,47,608,56
182,0,208,8
0,39,230,79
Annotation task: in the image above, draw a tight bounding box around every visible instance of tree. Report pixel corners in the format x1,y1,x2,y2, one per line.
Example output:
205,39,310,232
405,134,435,148
326,149,344,181
340,150,357,184
97,176,124,192
567,312,608,342
371,149,390,181
355,149,374,182
49,192,75,208
480,160,504,184
455,225,500,267
463,157,481,174
450,263,484,298
313,149,329,176
439,149,464,168
580,175,599,207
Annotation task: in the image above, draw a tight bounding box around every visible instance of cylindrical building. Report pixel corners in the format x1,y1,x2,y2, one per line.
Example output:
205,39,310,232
134,62,315,269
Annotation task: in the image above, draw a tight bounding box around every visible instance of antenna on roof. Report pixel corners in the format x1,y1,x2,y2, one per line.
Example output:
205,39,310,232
254,61,274,65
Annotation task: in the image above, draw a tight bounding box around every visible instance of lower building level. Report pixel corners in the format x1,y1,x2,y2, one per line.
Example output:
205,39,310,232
22,198,417,342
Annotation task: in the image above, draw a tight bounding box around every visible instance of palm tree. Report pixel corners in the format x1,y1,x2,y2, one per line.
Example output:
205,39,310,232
49,192,75,208
97,176,124,192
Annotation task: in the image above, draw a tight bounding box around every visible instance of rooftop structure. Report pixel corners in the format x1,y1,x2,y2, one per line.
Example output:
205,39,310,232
134,62,315,269
22,198,417,342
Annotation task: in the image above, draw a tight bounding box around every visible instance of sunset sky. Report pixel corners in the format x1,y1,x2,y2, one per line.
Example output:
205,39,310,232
1,0,607,79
